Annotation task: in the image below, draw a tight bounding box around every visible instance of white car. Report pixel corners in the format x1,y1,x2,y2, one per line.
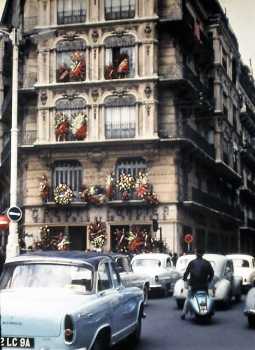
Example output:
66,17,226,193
173,254,242,308
244,287,255,328
131,253,180,296
227,254,255,292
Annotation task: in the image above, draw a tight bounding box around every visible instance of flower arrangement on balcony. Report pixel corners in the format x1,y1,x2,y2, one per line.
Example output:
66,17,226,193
117,172,135,200
135,172,159,205
104,53,129,80
80,185,106,205
106,173,115,200
55,112,69,141
88,217,107,249
57,51,86,83
39,174,49,202
54,184,74,205
70,112,88,140
113,226,154,253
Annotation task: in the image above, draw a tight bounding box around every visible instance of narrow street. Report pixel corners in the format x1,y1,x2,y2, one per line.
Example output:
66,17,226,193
115,295,255,350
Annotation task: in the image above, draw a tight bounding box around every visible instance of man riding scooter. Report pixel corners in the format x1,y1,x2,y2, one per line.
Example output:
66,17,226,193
181,249,214,320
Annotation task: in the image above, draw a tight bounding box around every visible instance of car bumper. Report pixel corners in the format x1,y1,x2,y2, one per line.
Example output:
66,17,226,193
244,309,255,316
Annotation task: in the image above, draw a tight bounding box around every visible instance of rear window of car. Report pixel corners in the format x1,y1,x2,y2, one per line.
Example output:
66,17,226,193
232,259,250,268
0,263,93,293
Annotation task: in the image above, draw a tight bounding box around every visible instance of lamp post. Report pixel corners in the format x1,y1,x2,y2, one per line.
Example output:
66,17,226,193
0,27,20,258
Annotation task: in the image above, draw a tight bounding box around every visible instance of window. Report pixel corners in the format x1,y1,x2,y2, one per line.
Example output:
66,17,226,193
116,158,146,179
105,0,135,20
56,39,86,83
55,98,87,141
53,160,82,197
57,0,86,25
104,35,135,79
105,95,136,139
97,263,112,291
110,262,121,287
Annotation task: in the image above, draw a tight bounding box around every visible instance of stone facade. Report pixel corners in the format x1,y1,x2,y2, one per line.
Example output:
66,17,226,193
1,0,255,254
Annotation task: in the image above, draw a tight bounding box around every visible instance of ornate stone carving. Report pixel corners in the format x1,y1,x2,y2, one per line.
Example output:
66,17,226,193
112,88,128,97
144,86,152,99
87,151,107,170
91,89,99,102
40,90,48,105
62,91,78,100
144,24,152,35
62,31,79,41
111,28,127,37
91,29,99,43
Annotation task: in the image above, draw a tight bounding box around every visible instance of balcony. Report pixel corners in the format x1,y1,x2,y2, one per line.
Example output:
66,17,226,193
183,187,243,221
105,122,135,139
57,9,86,25
23,16,38,32
160,122,215,159
105,5,135,20
19,130,37,146
45,190,86,206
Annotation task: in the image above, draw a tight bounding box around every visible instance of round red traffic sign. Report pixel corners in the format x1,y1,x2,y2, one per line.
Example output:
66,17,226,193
0,215,10,230
184,234,193,244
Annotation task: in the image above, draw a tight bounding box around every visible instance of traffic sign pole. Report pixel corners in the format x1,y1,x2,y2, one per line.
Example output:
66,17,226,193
6,206,22,259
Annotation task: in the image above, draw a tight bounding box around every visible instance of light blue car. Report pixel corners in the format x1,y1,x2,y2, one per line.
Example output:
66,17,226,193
0,251,144,350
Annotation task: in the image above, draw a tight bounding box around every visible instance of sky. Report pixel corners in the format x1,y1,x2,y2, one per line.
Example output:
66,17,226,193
0,0,253,67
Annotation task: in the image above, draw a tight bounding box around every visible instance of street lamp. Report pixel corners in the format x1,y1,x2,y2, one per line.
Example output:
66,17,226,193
0,27,20,258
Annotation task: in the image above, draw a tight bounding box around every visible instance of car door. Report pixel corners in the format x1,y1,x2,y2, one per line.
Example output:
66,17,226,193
110,262,137,340
224,260,234,294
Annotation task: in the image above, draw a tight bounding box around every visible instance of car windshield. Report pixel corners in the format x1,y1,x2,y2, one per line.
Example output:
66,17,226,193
133,259,162,268
232,259,250,268
116,257,132,273
0,263,93,293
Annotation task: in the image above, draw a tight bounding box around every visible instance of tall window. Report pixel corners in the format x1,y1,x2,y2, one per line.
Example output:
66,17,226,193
57,0,86,24
56,39,86,83
105,0,135,20
116,158,147,179
55,98,88,141
104,35,135,79
105,95,136,139
53,160,82,197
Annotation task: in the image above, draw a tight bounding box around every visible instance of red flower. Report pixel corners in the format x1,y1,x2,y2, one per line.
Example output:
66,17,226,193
75,124,87,140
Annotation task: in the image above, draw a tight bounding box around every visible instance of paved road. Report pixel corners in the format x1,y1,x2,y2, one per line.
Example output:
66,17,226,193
114,295,255,350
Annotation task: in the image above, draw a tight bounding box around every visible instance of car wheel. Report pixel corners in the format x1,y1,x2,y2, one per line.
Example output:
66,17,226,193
127,310,142,346
248,315,255,328
143,284,149,306
176,299,184,309
91,331,109,350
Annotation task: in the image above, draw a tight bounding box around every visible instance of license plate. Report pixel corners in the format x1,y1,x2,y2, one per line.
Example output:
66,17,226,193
1,337,34,348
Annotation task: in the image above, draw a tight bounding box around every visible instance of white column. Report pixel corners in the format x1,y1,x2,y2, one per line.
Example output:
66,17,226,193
6,29,20,258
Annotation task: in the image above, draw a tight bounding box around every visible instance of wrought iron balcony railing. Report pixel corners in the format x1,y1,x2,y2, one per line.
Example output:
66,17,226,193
105,5,135,20
57,9,86,24
105,122,136,139
184,187,243,220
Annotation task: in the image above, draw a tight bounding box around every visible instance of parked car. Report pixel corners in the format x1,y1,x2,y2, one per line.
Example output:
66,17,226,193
111,253,150,305
0,251,144,350
131,253,180,296
244,287,255,327
227,254,255,292
173,254,242,308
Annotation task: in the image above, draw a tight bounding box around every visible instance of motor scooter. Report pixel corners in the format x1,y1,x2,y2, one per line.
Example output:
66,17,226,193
189,290,215,322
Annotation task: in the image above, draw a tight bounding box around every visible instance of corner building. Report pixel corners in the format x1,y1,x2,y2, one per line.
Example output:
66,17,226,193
0,0,254,254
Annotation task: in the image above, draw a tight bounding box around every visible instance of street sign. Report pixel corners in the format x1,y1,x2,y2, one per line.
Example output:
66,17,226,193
7,206,22,222
184,234,193,244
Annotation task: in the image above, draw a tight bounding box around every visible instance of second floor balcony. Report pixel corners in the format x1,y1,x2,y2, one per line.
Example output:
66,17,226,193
57,9,86,25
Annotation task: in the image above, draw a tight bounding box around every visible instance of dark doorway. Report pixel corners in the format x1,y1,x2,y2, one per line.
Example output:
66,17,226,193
69,226,86,250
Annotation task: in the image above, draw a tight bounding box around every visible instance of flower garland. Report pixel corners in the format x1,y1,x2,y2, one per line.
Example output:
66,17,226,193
135,172,159,205
54,184,74,205
55,112,70,138
70,112,88,140
80,185,106,205
88,218,107,248
39,174,49,201
117,173,135,200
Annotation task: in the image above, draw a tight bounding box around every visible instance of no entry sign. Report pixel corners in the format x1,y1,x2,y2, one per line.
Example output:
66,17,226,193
7,206,23,222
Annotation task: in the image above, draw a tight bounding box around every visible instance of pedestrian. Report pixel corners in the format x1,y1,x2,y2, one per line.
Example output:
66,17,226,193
181,248,214,320
172,252,178,266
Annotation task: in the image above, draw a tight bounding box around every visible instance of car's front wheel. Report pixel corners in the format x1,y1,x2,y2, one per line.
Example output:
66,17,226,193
91,331,110,350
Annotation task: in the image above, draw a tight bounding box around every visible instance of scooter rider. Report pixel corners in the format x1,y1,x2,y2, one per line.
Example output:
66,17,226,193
181,249,214,320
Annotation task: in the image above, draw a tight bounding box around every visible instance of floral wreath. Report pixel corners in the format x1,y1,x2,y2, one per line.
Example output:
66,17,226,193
55,112,69,137
80,185,106,205
117,172,135,200
70,112,88,140
54,184,74,205
88,218,107,248
135,172,159,205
